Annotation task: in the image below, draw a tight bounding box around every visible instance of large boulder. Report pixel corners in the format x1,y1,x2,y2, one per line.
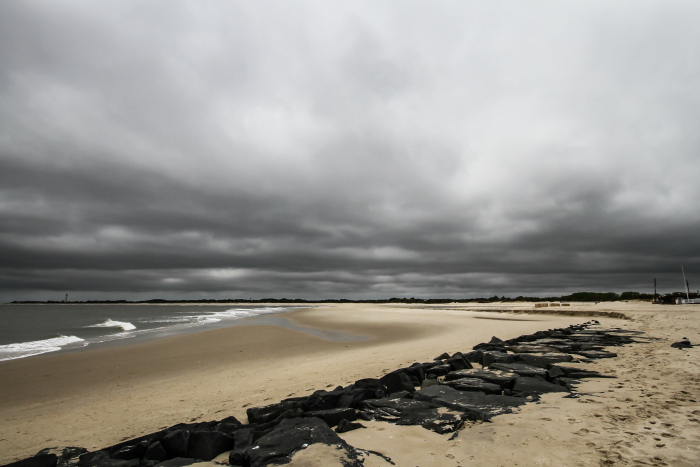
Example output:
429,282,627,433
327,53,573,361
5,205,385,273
160,431,190,459
444,369,518,389
3,455,58,467
481,351,516,367
242,417,354,467
304,408,357,428
441,378,502,395
187,431,234,461
489,362,548,378
413,385,526,420
380,371,415,395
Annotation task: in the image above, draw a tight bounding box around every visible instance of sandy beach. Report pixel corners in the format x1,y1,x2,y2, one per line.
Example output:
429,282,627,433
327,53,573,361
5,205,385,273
1,302,699,466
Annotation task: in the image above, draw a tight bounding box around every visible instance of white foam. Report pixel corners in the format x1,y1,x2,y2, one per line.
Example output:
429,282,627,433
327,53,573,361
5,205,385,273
0,335,86,361
87,319,137,331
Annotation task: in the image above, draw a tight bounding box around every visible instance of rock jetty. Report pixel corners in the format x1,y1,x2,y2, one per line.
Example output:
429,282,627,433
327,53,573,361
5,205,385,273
3,320,644,467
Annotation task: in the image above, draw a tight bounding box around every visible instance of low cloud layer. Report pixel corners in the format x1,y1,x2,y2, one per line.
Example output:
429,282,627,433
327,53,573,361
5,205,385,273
1,1,699,300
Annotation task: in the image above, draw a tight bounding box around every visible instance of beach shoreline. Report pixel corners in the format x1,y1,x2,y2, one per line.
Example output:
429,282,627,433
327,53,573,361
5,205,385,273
1,302,698,466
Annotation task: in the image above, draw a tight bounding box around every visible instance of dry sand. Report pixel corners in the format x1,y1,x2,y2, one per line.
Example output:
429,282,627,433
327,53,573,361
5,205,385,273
1,302,698,466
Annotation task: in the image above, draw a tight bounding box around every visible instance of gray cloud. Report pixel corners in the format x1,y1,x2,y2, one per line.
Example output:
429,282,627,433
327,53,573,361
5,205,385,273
1,1,699,301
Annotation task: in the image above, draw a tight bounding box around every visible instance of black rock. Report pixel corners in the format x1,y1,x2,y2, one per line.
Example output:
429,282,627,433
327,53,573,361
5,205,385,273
424,364,452,377
187,431,234,461
160,431,190,460
33,448,87,467
353,378,385,391
413,385,526,420
380,371,415,394
335,419,365,433
3,455,58,467
228,428,254,466
463,350,482,363
513,353,574,368
142,443,166,463
574,350,617,359
443,369,518,389
395,408,465,434
304,408,357,427
111,441,149,461
244,417,350,467
77,451,110,467
446,356,472,371
489,362,548,378
246,403,290,425
505,345,559,353
434,352,450,360
481,351,516,367
442,378,503,395
512,376,569,396
421,379,439,389
671,340,692,349
152,459,198,467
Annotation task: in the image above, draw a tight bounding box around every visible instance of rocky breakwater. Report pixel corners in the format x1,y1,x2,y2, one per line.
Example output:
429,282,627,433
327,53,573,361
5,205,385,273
4,321,644,467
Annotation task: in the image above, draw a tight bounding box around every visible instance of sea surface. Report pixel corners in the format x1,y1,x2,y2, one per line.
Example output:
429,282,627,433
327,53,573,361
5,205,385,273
0,304,300,361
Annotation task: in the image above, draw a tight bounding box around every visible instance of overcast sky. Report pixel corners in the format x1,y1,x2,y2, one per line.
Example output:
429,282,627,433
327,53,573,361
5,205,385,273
1,1,699,301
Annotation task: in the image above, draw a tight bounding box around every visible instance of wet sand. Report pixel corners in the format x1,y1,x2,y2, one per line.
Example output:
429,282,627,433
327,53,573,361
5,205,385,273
1,302,698,466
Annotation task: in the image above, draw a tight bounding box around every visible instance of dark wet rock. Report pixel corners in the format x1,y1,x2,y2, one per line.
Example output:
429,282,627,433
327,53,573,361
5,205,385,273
305,408,357,428
228,428,254,466
152,459,198,467
463,350,482,363
4,455,58,467
353,378,383,389
481,351,516,367
513,353,574,368
243,417,353,467
446,355,472,371
505,345,559,353
77,451,110,467
424,364,452,377
573,350,617,359
388,390,412,399
380,372,415,394
104,430,171,459
336,388,382,409
473,336,506,351
434,352,450,360
186,431,234,461
335,420,365,433
246,403,291,425
444,369,517,389
671,339,692,349
512,377,569,395
489,362,548,378
112,441,149,461
251,408,304,440
442,378,503,395
34,448,87,467
395,408,465,434
361,398,440,414
421,379,440,389
79,458,138,467
413,385,526,420
142,443,166,463
547,366,566,379
160,431,190,460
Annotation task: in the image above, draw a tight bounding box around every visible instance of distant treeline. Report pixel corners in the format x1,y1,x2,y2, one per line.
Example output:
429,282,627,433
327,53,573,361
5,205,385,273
11,290,698,305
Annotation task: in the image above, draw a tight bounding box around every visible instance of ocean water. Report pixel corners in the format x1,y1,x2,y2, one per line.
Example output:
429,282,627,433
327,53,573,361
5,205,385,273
0,304,298,361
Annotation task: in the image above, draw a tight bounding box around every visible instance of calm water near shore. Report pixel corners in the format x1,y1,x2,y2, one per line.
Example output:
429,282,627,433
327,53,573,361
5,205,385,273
0,304,301,361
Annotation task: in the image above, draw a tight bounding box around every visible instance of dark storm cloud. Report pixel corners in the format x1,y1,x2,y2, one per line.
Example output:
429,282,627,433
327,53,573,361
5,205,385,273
1,1,699,300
